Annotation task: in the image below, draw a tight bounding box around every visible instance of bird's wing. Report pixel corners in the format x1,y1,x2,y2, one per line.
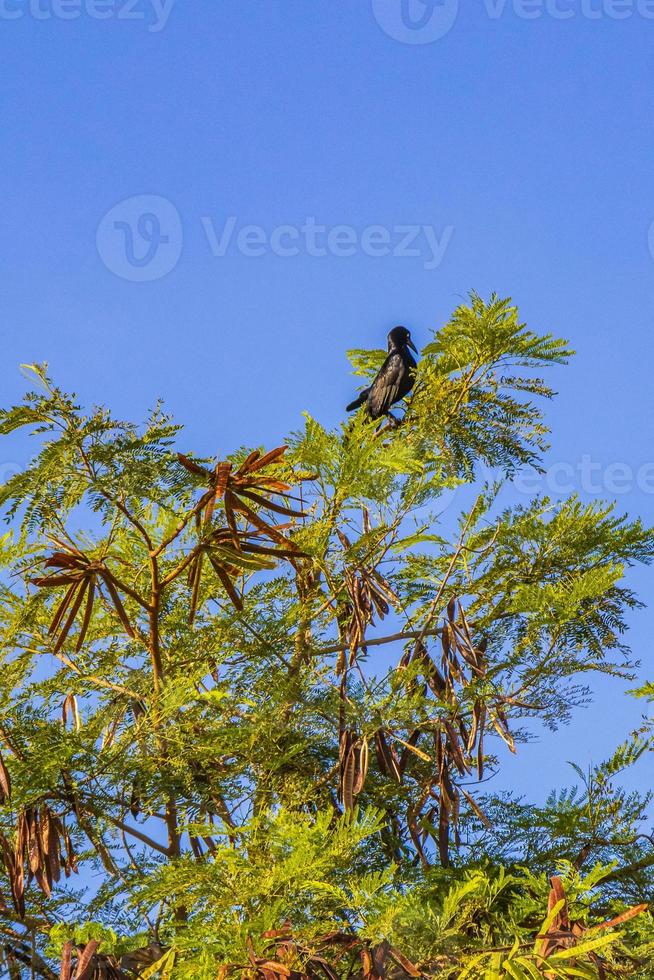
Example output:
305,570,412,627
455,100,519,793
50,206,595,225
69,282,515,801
346,387,370,412
367,352,405,418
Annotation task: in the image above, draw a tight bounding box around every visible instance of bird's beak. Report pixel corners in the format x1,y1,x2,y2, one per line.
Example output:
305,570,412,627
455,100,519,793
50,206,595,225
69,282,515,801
408,339,418,354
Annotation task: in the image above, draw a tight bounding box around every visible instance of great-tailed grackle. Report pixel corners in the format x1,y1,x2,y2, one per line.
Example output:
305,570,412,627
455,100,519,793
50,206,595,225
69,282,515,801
346,326,418,420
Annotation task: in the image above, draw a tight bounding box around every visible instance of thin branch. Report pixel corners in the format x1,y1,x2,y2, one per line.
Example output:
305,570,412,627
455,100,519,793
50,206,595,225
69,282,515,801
150,492,213,559
160,545,203,589
103,572,152,612
26,645,134,699
311,628,444,659
93,809,171,858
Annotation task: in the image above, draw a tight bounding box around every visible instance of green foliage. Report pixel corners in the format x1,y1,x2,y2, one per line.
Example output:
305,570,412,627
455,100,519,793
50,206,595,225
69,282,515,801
0,294,651,979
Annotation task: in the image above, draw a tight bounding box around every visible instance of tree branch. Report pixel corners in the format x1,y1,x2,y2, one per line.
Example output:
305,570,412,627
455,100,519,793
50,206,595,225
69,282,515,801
311,628,444,658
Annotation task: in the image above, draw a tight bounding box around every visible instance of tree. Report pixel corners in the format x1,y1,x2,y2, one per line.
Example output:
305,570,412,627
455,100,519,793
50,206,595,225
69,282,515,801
0,292,652,978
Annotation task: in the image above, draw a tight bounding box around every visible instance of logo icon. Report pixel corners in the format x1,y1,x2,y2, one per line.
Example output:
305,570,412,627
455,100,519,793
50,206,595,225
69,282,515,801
96,195,183,282
372,0,459,44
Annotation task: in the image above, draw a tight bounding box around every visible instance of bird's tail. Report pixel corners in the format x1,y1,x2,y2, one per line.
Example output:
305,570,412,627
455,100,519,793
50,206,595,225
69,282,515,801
346,391,368,412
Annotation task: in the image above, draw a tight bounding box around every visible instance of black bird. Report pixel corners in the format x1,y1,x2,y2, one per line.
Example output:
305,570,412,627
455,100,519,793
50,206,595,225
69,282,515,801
346,326,418,420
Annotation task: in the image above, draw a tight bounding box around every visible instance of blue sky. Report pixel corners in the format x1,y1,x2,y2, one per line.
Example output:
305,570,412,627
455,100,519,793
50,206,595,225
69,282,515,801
2,0,654,804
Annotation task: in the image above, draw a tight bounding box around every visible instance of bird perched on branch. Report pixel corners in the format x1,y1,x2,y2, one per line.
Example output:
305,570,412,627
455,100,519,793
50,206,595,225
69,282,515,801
346,326,418,421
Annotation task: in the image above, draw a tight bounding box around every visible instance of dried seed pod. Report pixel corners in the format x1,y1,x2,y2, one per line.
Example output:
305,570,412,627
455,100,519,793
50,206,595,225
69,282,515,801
0,752,11,803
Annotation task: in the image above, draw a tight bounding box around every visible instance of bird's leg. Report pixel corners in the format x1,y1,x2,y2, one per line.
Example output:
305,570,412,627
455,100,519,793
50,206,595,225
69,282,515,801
374,414,401,437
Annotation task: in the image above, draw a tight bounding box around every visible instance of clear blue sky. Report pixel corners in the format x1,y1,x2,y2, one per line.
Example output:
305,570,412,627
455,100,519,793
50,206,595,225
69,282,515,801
2,0,654,803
